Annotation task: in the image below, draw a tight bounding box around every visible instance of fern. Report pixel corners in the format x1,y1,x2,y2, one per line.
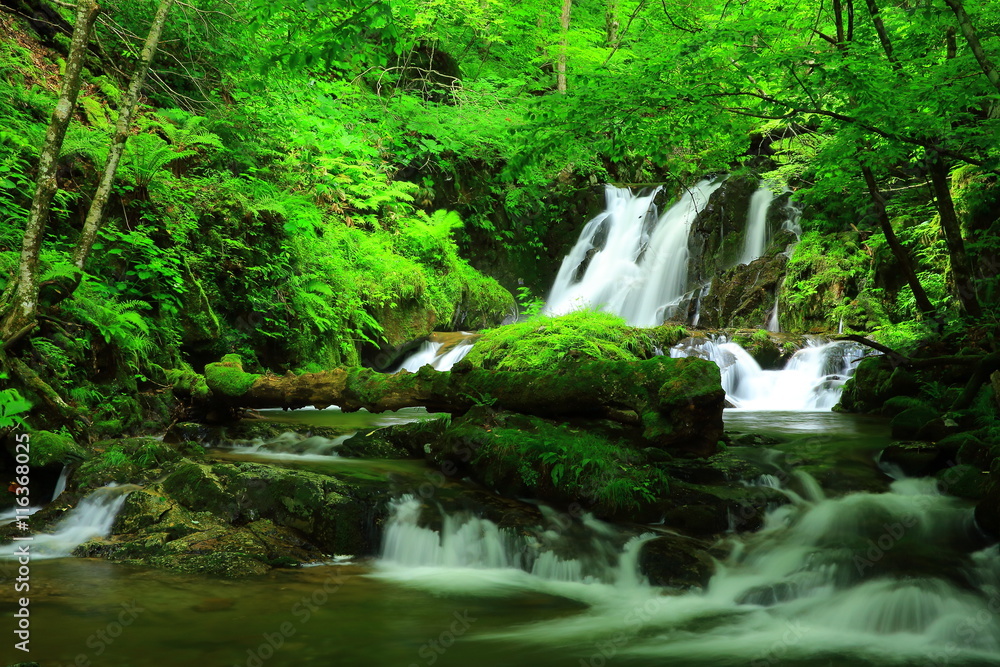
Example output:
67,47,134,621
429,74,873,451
64,281,154,366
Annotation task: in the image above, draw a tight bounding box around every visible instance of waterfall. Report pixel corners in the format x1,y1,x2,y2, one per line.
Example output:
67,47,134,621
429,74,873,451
375,496,654,595
222,431,353,460
1,484,134,559
545,180,723,327
738,185,774,265
394,334,476,372
51,465,69,501
671,337,868,410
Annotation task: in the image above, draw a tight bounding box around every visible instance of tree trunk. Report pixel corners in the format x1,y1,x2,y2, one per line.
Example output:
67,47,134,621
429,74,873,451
72,0,174,271
943,0,1000,95
605,0,619,46
198,355,726,456
864,0,901,72
860,164,936,317
927,153,983,318
557,0,572,93
0,0,99,344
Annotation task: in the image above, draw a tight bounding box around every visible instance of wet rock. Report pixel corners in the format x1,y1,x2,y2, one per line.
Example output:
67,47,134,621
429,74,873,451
936,464,989,500
339,417,449,459
951,433,993,470
638,534,719,589
880,441,957,477
890,405,941,440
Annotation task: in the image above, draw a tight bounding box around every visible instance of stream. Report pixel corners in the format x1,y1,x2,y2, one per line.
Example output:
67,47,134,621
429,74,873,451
3,184,997,666
3,408,999,667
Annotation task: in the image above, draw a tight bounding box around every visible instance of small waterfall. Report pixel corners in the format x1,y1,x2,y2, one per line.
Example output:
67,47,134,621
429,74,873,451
376,496,653,591
1,485,135,560
222,432,352,460
394,333,476,372
545,180,723,327
671,337,867,410
738,185,774,265
51,465,70,501
766,294,780,332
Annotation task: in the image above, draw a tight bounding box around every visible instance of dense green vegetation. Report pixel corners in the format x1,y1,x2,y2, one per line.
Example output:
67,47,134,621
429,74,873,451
0,0,997,466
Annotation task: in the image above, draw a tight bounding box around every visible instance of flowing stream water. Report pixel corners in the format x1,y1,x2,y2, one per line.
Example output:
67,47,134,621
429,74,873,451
3,185,998,666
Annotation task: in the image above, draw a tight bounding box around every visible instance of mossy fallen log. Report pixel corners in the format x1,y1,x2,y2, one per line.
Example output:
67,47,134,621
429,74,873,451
201,354,725,456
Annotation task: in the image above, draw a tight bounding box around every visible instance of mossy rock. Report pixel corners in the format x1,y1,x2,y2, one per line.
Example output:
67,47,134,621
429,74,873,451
338,416,449,459
462,310,657,372
882,396,933,418
25,430,88,467
890,405,941,440
936,464,989,500
950,432,993,470
161,461,240,520
837,357,889,413
638,535,720,589
434,408,669,520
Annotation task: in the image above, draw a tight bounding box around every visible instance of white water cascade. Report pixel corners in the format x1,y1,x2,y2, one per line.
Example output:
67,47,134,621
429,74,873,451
739,184,774,265
376,476,999,665
1,484,134,559
375,496,653,598
394,335,476,373
545,180,723,327
51,465,69,501
671,337,868,410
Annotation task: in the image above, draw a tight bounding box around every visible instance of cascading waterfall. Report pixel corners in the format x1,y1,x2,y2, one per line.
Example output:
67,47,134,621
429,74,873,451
738,184,774,265
394,334,476,372
671,337,869,410
545,180,723,327
51,465,69,501
375,496,654,597
221,431,353,460
1,484,135,559
377,475,999,665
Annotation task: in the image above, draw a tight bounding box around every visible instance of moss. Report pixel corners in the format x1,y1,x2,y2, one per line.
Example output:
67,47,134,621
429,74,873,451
27,430,89,468
204,354,260,397
890,405,941,440
882,396,932,418
447,410,669,515
464,310,656,371
165,368,211,400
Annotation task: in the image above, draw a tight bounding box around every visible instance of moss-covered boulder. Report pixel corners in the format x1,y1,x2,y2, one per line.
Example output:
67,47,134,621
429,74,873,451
638,534,721,589
24,430,88,467
429,408,669,520
462,310,657,371
890,405,942,440
339,416,449,458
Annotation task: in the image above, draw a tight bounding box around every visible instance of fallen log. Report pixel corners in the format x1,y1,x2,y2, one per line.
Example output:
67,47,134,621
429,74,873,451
202,354,726,456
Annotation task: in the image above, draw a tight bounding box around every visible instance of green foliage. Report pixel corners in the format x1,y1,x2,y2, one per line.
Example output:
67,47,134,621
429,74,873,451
464,310,655,371
473,416,668,512
0,381,31,429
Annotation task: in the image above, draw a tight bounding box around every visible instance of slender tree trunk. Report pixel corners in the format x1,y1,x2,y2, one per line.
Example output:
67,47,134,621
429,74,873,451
860,164,936,317
943,0,1000,95
0,0,99,344
557,0,572,93
864,0,901,72
72,0,174,271
927,153,983,318
605,0,619,46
